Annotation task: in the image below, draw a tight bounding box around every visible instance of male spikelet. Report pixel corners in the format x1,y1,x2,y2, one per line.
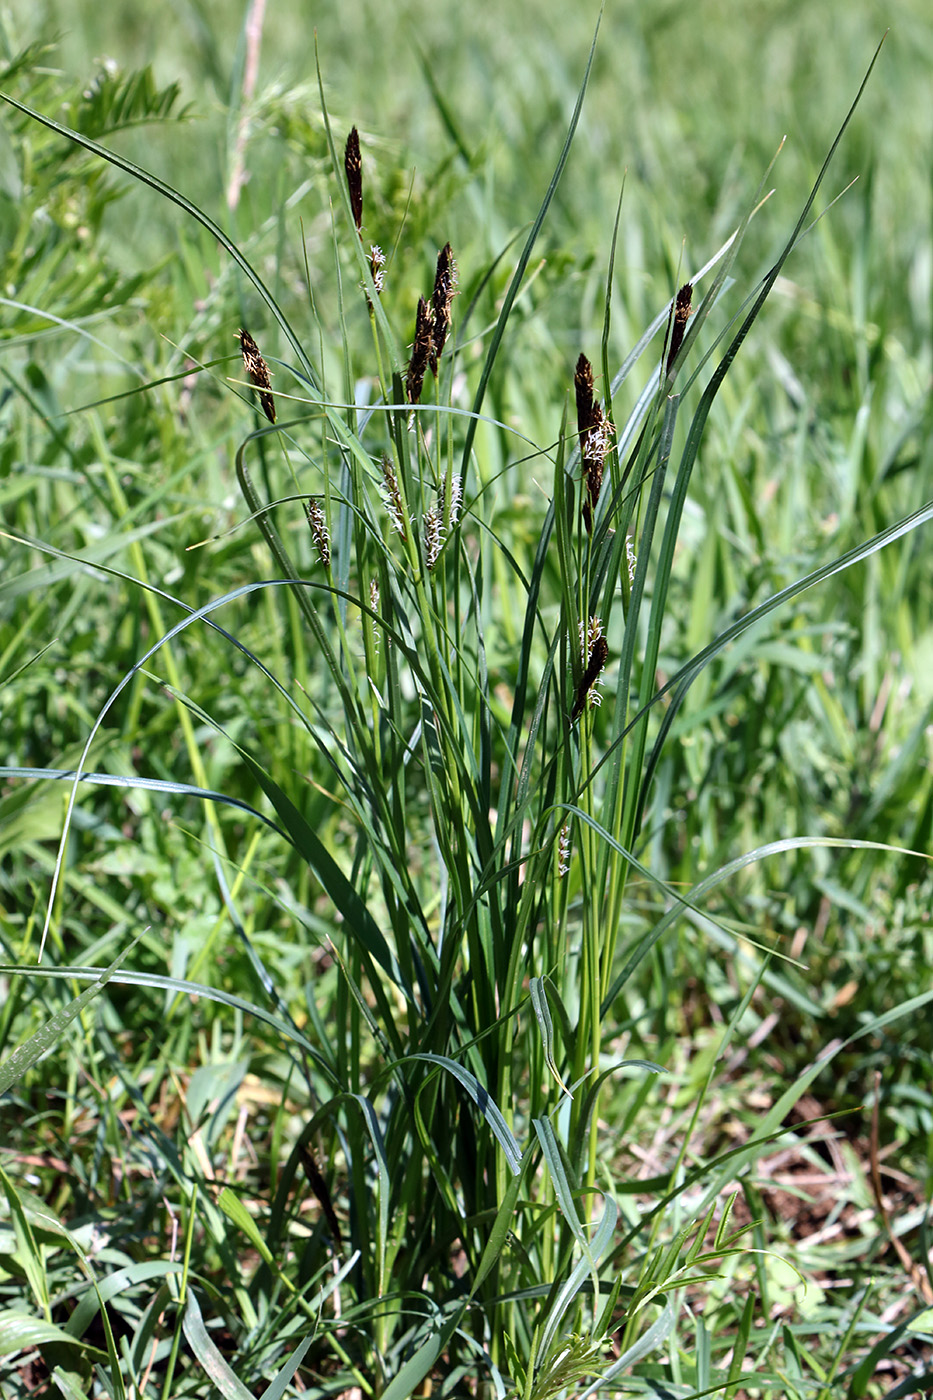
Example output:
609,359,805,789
345,126,385,297
406,297,433,405
666,281,693,375
344,126,363,234
429,243,457,376
571,616,608,721
574,354,610,534
237,329,275,424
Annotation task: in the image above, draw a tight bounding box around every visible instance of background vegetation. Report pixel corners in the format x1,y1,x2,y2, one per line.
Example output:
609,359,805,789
1,1,931,1396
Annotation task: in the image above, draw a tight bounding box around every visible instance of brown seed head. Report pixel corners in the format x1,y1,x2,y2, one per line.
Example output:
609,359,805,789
582,402,607,533
237,328,275,424
575,354,610,533
574,353,595,437
666,281,694,375
571,634,609,721
429,243,458,375
406,296,433,405
344,126,363,234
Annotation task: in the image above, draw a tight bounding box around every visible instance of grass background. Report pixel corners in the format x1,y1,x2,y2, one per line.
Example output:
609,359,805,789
1,0,932,1396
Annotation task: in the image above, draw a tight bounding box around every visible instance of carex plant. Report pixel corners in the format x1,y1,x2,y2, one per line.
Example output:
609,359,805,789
0,32,901,1399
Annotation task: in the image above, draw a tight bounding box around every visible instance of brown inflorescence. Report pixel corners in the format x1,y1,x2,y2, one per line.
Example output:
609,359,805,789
429,243,458,376
575,353,610,534
571,634,609,721
406,297,434,405
666,281,693,376
344,126,363,234
237,329,276,425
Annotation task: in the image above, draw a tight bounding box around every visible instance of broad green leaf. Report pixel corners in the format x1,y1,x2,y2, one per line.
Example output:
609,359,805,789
0,1310,106,1359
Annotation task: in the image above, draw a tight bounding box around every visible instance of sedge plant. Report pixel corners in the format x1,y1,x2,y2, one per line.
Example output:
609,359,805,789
3,22,932,1400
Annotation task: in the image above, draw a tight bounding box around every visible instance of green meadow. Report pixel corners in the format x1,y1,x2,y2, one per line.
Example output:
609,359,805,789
1,1,931,1396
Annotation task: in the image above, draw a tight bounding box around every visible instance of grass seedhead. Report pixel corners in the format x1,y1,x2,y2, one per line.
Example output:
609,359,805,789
429,241,458,374
406,294,433,404
237,326,276,424
665,279,694,375
305,497,331,569
574,352,610,532
344,123,363,233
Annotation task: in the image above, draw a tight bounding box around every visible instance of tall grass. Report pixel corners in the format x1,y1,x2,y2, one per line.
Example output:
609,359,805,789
1,15,932,1400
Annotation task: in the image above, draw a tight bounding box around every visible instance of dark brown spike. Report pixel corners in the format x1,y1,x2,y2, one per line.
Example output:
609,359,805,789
298,1141,343,1250
429,242,458,375
571,635,609,721
581,401,606,534
574,353,595,437
406,296,433,405
344,126,363,233
237,328,275,424
666,281,693,375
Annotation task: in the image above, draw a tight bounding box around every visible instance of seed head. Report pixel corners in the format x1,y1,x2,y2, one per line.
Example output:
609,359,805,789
429,243,458,375
344,126,363,234
237,329,275,424
575,355,610,534
572,618,608,721
423,504,443,571
369,577,381,654
666,281,693,375
305,498,331,570
625,535,637,584
369,244,386,295
380,455,407,540
406,296,433,406
574,353,595,434
557,823,571,877
446,472,463,529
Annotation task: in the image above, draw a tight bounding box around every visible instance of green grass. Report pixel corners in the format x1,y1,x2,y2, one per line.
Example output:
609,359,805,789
1,4,932,1398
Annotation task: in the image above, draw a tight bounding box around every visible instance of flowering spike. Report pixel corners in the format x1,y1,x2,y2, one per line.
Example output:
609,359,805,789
305,498,331,569
424,504,443,571
429,243,458,375
574,355,611,533
572,620,608,721
368,244,386,295
380,455,407,540
237,329,276,424
344,126,363,234
557,824,571,877
574,353,595,434
406,297,433,405
666,281,693,375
